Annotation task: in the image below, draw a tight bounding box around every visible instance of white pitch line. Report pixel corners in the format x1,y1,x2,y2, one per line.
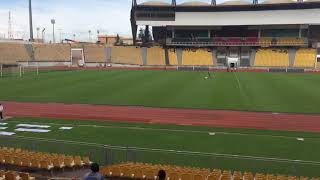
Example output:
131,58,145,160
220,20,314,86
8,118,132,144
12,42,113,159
233,72,251,105
13,135,320,166
8,120,314,140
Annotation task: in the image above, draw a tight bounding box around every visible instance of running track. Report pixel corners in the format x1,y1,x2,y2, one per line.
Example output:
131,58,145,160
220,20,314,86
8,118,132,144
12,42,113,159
3,101,320,133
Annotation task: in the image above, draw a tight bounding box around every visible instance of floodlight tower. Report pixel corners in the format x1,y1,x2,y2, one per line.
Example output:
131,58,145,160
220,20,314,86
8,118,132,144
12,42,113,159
42,28,46,42
36,27,40,39
29,0,34,41
88,30,92,42
51,19,56,43
8,11,13,39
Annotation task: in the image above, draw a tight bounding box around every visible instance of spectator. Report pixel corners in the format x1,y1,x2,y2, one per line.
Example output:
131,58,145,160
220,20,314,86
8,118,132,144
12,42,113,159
84,163,104,180
158,170,166,180
0,103,3,120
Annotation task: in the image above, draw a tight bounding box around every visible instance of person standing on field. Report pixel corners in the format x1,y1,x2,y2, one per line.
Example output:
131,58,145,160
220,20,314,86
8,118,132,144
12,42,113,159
0,103,3,120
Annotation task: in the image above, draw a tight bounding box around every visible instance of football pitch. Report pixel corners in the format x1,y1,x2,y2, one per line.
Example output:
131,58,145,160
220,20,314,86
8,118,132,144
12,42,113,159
0,69,320,113
2,117,320,177
1,69,320,177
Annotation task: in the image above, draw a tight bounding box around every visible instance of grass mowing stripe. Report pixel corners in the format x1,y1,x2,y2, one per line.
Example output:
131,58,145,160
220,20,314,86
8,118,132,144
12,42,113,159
7,120,315,140
11,135,320,166
2,70,320,113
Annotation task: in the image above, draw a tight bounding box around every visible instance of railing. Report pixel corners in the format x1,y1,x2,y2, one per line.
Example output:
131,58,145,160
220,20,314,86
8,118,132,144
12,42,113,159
166,37,308,47
1,135,320,177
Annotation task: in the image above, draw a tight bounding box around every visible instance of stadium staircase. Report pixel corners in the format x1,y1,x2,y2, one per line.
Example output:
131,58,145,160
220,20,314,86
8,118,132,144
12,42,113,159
288,49,296,67
249,50,256,67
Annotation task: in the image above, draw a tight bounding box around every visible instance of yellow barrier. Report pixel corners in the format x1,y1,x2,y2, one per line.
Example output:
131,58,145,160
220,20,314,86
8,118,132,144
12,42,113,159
169,49,178,66
182,49,213,66
111,46,142,65
84,45,106,63
147,47,165,65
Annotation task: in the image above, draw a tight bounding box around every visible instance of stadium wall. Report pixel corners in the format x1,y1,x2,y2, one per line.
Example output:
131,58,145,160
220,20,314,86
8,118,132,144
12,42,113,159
0,43,31,64
110,46,143,65
0,43,318,69
83,45,106,63
33,44,71,62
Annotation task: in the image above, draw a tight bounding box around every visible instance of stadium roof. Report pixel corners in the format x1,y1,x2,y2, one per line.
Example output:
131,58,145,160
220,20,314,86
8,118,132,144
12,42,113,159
218,0,251,5
137,0,320,7
261,0,296,4
140,1,171,6
179,1,211,6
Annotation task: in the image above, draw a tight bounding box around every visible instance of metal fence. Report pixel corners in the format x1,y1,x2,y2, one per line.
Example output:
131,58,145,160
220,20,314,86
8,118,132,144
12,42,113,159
0,135,320,177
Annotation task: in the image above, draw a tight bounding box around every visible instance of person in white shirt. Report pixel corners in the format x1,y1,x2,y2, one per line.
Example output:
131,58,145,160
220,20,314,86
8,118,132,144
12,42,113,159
0,103,3,120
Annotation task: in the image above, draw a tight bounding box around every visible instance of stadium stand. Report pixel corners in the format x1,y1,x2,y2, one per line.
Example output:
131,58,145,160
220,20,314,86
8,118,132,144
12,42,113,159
294,49,317,68
83,45,106,63
101,162,318,180
0,43,30,64
254,49,289,67
0,147,92,170
277,38,305,46
0,170,35,180
168,49,179,65
182,49,213,66
111,46,142,65
146,47,166,65
33,44,70,62
259,38,272,47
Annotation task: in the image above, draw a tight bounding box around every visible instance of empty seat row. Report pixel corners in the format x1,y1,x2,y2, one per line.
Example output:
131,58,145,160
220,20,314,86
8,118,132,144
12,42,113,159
254,49,289,67
294,49,317,68
0,170,35,180
0,147,92,170
101,162,320,180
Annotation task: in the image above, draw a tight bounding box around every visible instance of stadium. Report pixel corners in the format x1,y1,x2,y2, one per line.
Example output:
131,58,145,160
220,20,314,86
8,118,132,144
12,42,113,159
1,0,320,179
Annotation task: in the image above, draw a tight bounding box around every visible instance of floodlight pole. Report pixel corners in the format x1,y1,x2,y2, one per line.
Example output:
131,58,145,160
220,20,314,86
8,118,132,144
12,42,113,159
42,28,46,42
29,0,34,42
51,19,56,43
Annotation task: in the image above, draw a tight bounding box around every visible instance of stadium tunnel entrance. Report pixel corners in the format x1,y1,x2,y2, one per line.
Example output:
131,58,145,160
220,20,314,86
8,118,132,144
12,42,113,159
71,48,85,67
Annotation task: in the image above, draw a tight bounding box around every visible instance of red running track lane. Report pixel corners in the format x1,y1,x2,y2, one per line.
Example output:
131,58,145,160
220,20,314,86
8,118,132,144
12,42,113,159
3,101,320,133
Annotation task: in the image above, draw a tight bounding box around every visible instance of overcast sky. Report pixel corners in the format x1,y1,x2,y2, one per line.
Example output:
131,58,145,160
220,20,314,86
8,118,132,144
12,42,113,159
0,0,228,42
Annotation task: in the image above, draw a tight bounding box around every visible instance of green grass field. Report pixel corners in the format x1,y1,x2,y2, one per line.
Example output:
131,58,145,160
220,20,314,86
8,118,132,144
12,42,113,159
2,117,320,177
1,70,320,113
1,70,320,177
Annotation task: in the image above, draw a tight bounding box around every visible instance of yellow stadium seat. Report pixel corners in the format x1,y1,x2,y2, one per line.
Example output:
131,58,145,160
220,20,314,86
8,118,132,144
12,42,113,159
40,160,54,170
255,49,289,67
182,49,213,66
19,172,35,180
294,49,316,68
168,172,179,180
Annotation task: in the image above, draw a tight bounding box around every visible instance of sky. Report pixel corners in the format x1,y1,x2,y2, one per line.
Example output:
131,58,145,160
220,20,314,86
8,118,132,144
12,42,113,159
0,0,228,42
